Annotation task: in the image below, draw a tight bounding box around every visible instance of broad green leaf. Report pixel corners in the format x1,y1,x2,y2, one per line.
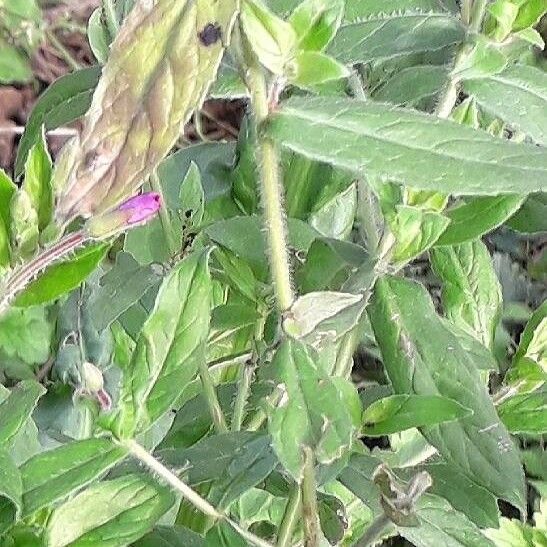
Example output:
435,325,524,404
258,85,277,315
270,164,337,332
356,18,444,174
22,131,53,230
0,381,45,448
430,240,502,349
372,65,448,110
362,394,472,436
0,450,22,534
107,250,212,438
498,390,547,435
368,276,525,509
329,10,465,64
486,517,547,546
464,65,547,145
507,193,547,234
55,0,239,222
234,488,286,528
205,216,318,279
389,206,450,263
240,0,297,75
0,306,52,365
136,525,204,546
205,522,246,547
436,195,525,246
266,339,355,481
179,162,205,227
343,0,459,18
0,41,32,84
21,438,127,515
158,432,277,508
45,475,174,547
291,50,349,88
289,0,344,51
266,97,547,195
454,38,507,80
88,251,162,331
14,244,109,308
399,493,495,547
296,238,368,293
420,463,499,528
88,8,112,64
308,182,356,240
15,67,101,178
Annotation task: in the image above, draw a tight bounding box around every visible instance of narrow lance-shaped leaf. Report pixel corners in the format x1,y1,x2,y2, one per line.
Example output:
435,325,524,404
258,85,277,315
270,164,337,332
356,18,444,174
55,0,239,223
368,276,526,510
266,97,547,195
430,240,502,349
45,475,174,547
106,249,213,438
20,438,128,516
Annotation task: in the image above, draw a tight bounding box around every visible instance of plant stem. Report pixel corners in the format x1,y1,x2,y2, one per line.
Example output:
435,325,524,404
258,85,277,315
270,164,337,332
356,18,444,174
124,439,273,547
198,358,229,433
0,231,86,317
245,52,295,312
461,0,473,25
45,28,82,71
231,358,255,431
301,447,320,547
149,171,178,257
276,487,302,547
469,0,488,33
355,514,392,547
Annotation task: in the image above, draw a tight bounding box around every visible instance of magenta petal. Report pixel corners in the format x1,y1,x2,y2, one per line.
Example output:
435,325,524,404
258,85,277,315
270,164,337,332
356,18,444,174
118,192,162,224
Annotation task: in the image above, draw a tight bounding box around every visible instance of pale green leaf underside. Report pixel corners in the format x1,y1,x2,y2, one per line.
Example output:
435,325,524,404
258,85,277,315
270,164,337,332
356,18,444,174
267,97,547,195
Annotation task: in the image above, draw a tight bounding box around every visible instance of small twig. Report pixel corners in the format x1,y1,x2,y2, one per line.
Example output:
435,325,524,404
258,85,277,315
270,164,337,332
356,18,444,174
201,106,239,138
198,357,229,433
36,356,55,382
45,28,82,71
276,486,302,547
355,514,392,547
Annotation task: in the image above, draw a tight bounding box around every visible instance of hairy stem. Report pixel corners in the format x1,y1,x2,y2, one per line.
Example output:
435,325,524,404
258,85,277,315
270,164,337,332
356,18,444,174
231,359,255,431
469,0,488,33
461,0,473,26
244,51,295,312
301,447,320,547
276,486,302,547
149,171,178,256
0,231,86,317
124,439,273,547
198,358,229,433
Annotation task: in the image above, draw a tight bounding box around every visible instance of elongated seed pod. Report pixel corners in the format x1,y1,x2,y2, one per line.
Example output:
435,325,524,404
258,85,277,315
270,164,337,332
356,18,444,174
55,0,239,224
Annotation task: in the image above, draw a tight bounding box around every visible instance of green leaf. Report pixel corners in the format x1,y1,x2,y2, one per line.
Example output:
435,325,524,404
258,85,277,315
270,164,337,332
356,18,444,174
0,450,22,534
507,193,547,234
136,525,204,547
0,41,32,84
308,182,356,240
454,38,507,80
436,195,525,246
389,206,450,264
266,339,355,481
289,0,344,51
179,162,205,227
290,50,349,88
45,474,174,547
498,390,547,435
464,65,547,145
88,8,112,64
0,306,52,365
21,438,127,516
240,0,297,75
362,394,472,436
399,493,495,547
205,522,246,547
368,276,526,510
14,244,109,308
158,432,277,508
329,10,465,64
430,240,502,349
0,381,45,448
10,190,39,259
15,66,101,178
485,517,547,546
266,97,547,195
88,251,162,331
0,170,16,229
107,250,212,438
22,130,53,230
420,463,499,528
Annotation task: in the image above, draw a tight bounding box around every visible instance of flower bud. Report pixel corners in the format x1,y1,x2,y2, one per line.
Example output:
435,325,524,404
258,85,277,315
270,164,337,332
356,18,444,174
85,192,161,239
80,361,112,412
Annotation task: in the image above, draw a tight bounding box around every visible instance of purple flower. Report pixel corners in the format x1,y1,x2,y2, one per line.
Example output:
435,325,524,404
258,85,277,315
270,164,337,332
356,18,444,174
86,192,162,238
118,193,162,224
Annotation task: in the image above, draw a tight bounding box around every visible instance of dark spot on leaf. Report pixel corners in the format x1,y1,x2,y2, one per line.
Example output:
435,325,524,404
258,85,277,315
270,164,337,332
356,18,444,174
198,23,222,47
185,209,193,218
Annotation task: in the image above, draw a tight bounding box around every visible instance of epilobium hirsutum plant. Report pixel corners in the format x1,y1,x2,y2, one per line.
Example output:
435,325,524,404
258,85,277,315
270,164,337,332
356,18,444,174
0,0,546,545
